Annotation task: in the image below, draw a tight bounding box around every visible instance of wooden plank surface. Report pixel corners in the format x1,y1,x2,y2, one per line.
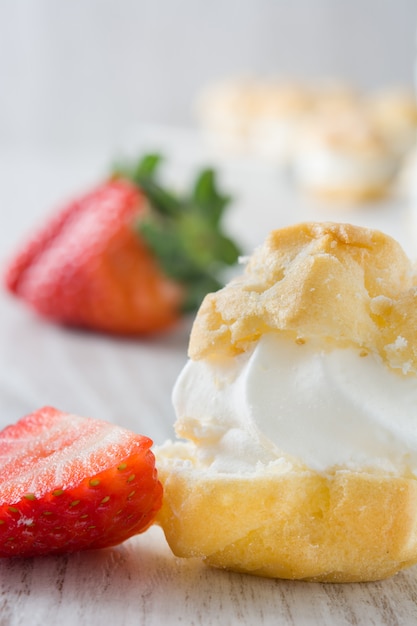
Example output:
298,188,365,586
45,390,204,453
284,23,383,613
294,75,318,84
1,523,417,626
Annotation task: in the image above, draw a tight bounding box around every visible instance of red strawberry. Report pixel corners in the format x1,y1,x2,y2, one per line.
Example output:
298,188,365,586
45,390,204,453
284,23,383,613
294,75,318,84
0,406,163,557
5,180,183,335
4,155,241,335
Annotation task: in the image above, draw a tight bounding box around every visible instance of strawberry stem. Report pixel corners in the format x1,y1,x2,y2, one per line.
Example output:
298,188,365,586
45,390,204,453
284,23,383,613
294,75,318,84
112,154,242,312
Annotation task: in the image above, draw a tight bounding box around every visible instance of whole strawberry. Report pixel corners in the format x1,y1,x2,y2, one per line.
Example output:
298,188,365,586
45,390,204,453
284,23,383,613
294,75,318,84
5,155,241,335
0,406,163,557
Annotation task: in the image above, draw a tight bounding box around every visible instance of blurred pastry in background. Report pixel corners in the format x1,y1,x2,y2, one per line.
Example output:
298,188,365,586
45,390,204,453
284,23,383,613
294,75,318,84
399,145,417,200
195,77,261,155
367,88,417,159
195,76,415,205
195,77,311,162
310,80,362,116
248,80,312,164
291,110,399,203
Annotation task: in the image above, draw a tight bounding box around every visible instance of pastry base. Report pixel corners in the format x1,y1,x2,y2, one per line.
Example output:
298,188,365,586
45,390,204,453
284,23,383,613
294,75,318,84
302,183,391,204
156,445,417,582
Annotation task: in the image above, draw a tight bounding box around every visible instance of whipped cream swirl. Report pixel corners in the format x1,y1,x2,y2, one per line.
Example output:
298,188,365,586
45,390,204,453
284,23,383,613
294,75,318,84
173,333,417,475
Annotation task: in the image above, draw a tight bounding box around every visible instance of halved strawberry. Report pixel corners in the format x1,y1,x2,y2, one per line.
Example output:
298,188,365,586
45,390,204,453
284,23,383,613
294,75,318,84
0,406,163,557
4,154,241,335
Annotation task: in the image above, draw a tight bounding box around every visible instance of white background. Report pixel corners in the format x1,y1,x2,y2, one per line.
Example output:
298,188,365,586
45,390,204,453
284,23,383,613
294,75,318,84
1,0,417,153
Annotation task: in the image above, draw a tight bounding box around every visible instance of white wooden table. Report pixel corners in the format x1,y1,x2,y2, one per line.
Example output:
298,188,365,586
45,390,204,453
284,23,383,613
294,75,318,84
1,128,417,625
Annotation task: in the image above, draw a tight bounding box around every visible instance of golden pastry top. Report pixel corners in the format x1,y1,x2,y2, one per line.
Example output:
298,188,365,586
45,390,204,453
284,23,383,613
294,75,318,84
189,222,417,374
253,81,312,117
369,89,417,129
197,78,312,120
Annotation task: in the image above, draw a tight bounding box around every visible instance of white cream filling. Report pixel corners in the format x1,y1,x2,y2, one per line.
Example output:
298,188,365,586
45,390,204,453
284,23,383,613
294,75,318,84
172,333,417,476
293,146,397,189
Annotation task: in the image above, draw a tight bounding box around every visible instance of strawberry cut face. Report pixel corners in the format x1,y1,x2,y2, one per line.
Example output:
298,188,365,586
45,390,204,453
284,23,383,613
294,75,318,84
0,407,163,557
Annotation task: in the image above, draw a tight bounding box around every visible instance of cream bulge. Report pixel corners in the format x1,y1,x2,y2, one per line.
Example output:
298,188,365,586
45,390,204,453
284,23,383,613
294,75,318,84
173,333,417,476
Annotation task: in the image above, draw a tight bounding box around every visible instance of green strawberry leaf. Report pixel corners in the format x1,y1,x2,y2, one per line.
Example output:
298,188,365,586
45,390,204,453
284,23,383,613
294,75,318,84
133,153,162,178
191,169,231,226
112,154,242,312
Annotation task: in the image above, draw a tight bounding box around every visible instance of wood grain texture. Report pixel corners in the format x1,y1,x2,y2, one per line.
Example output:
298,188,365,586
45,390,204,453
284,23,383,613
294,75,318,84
1,140,417,625
0,526,416,626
